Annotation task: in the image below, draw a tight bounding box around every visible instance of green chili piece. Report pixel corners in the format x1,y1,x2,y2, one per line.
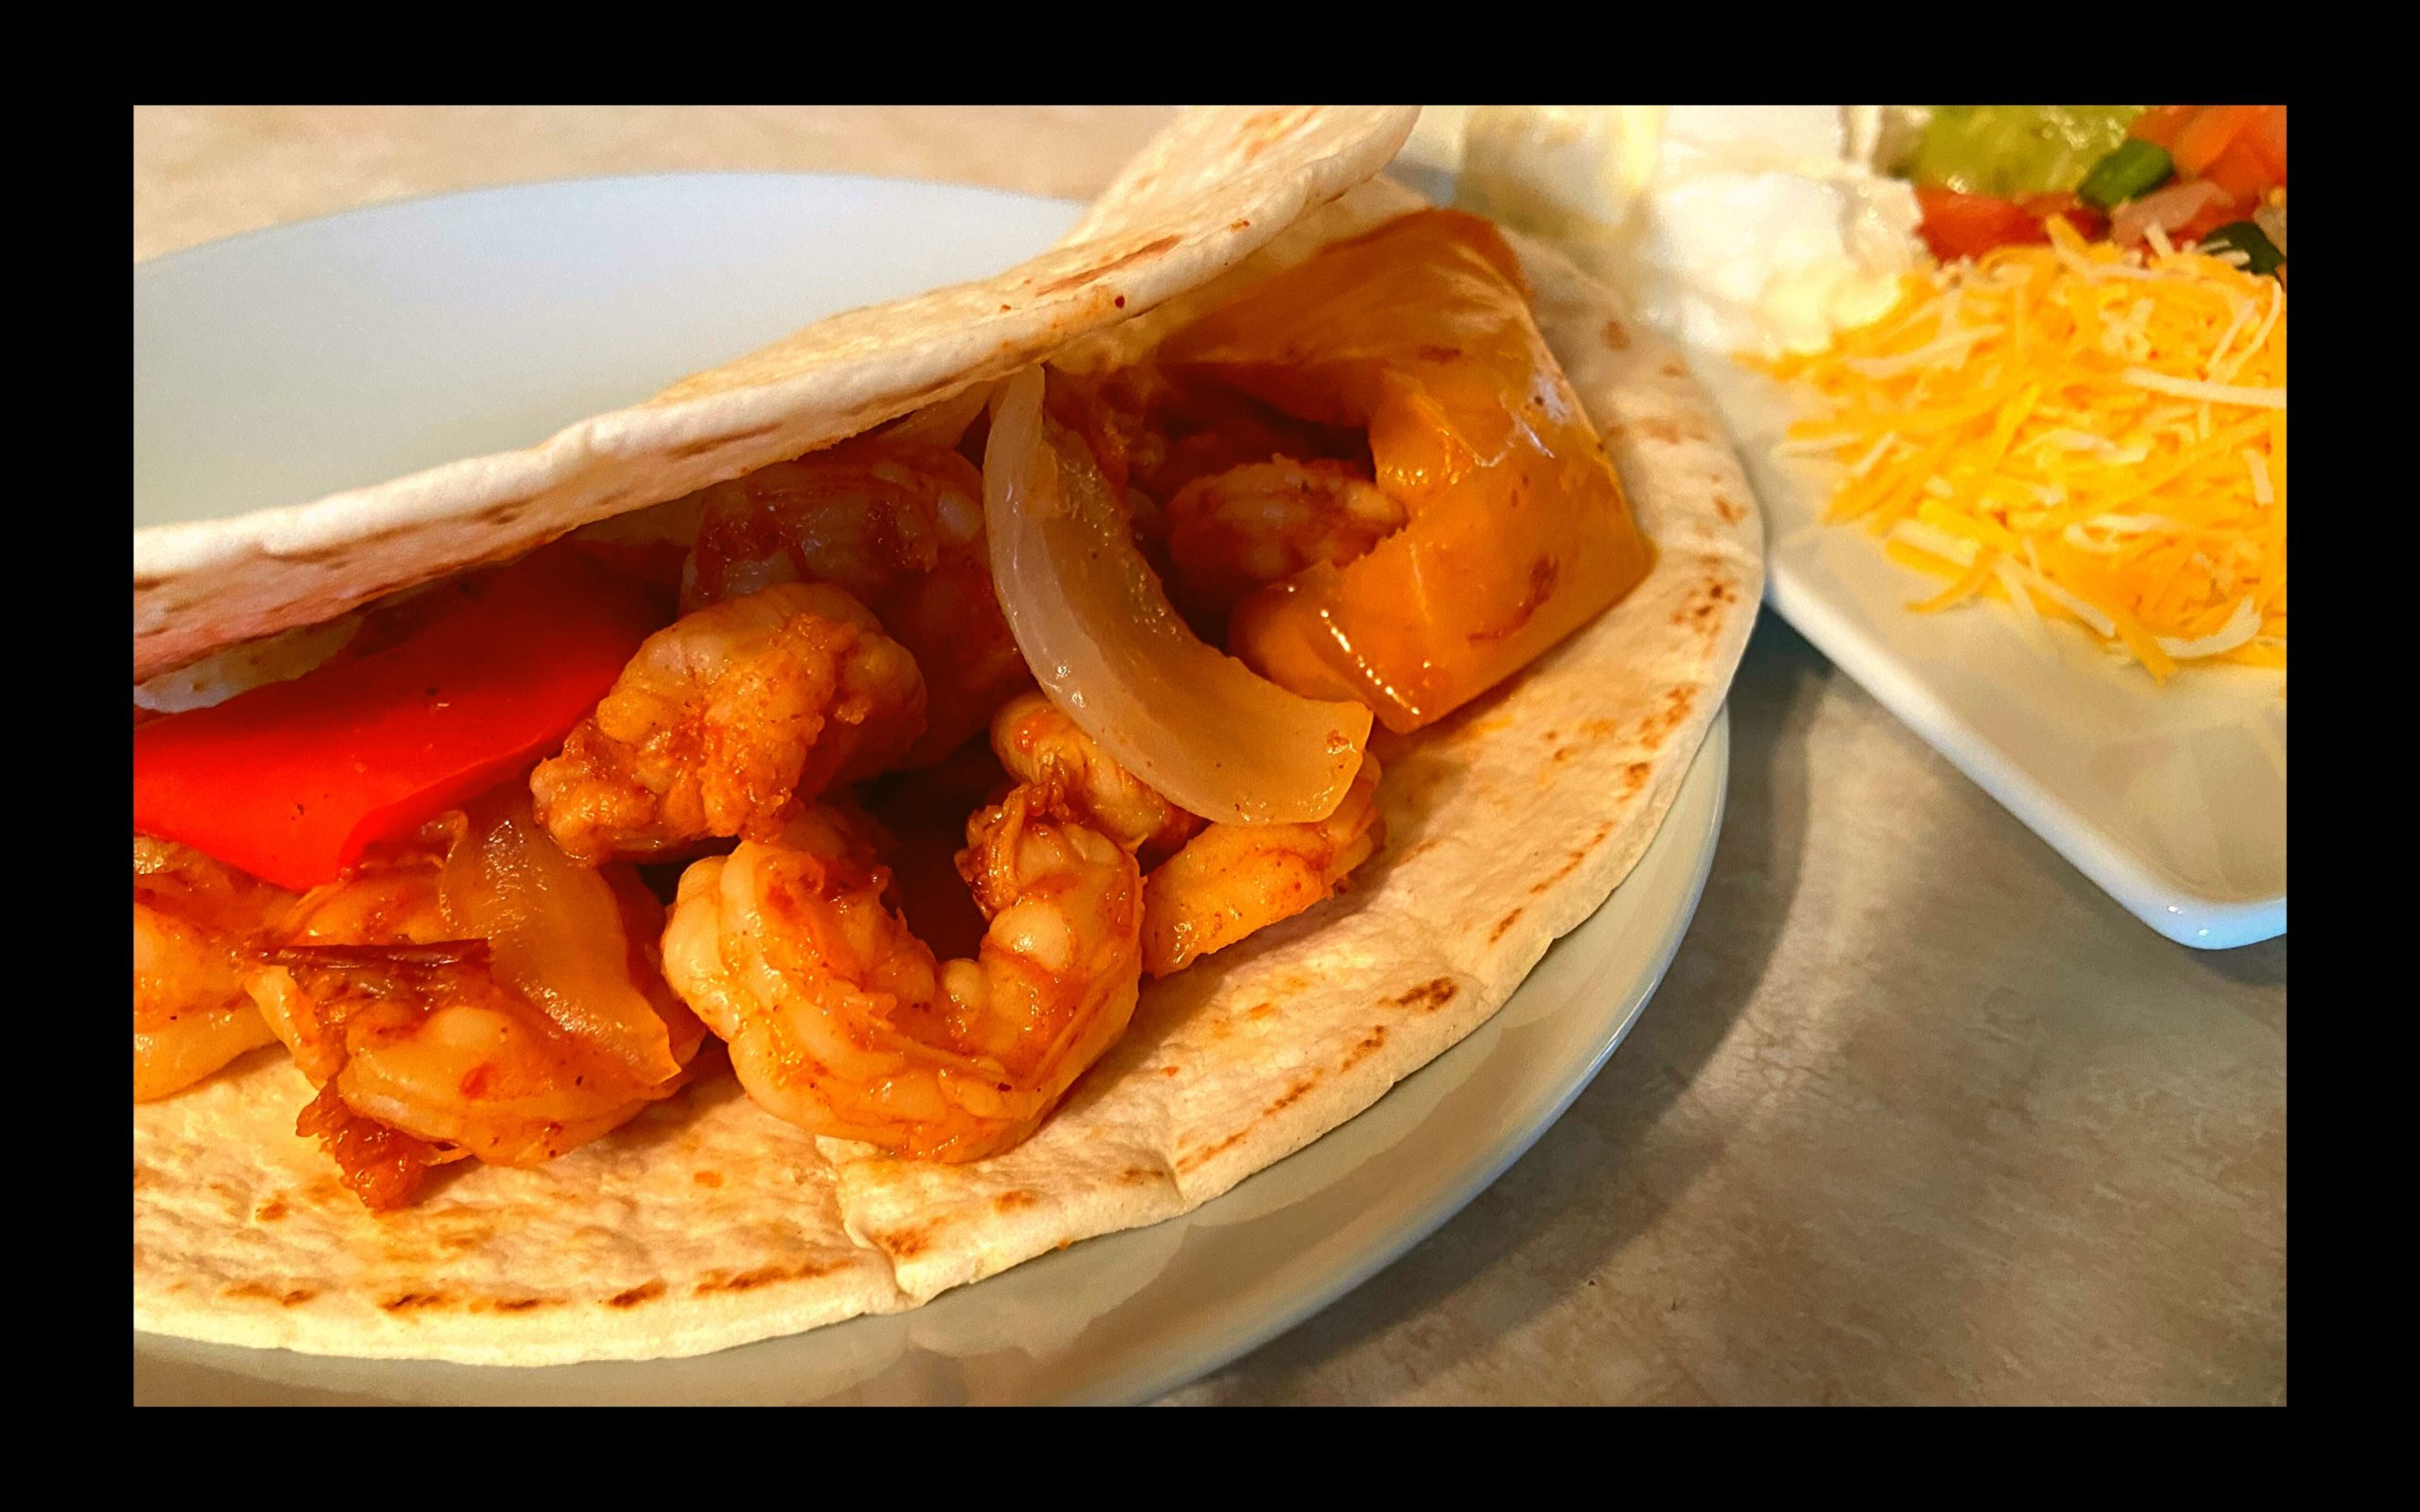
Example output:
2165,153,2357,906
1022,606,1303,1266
2199,220,2286,277
2077,140,2174,209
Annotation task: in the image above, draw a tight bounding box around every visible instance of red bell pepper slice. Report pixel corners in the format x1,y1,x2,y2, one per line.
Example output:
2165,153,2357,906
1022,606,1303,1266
132,546,666,891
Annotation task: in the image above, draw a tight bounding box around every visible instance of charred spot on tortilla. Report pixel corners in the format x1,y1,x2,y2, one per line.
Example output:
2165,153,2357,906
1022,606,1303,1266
225,1280,318,1306
873,1222,941,1262
1339,1024,1391,1072
1389,977,1460,1014
474,496,542,525
1177,1128,1249,1173
1266,1075,1321,1115
487,1297,556,1313
696,1263,820,1294
1241,109,1312,159
1634,687,1698,748
1038,234,1182,296
262,542,353,566
670,431,754,460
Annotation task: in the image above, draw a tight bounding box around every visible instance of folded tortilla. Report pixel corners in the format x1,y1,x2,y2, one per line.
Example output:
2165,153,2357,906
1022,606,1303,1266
133,117,1763,1365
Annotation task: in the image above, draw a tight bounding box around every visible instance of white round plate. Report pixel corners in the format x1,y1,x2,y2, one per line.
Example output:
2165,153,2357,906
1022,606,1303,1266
131,174,1732,1403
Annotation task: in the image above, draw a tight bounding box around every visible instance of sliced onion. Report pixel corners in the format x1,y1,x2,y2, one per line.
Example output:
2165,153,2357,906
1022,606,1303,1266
439,789,679,1083
878,378,996,451
983,368,1371,825
2111,180,2228,249
2253,201,2287,259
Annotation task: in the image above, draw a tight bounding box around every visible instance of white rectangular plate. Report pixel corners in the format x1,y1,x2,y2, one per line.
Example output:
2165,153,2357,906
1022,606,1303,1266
1687,356,2284,949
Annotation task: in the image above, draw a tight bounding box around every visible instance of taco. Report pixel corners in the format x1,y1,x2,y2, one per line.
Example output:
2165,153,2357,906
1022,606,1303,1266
133,107,1762,1365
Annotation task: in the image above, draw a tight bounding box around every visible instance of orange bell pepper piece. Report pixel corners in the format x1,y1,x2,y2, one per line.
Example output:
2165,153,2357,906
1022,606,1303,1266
1157,210,1655,733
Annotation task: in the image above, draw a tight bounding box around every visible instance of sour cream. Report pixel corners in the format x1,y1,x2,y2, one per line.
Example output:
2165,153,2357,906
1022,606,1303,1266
1407,106,1925,359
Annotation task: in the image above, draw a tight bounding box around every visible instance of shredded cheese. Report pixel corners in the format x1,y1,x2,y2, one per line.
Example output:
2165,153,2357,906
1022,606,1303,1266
1759,218,2287,681
2121,369,2288,409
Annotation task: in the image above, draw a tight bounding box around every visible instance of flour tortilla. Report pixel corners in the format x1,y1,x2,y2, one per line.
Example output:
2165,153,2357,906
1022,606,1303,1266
133,173,1764,1364
133,106,1418,682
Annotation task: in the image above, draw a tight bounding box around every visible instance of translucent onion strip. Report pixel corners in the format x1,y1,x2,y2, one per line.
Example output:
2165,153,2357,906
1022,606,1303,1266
439,789,680,1083
879,378,997,451
982,368,1371,825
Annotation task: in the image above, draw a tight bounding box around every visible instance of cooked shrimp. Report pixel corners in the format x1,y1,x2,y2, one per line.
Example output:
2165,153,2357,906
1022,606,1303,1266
1044,362,1370,507
662,785,1143,1161
989,690,1202,862
248,805,707,1209
683,438,1029,766
1163,457,1406,623
530,582,925,864
1141,755,1385,978
984,691,1384,978
133,836,293,1100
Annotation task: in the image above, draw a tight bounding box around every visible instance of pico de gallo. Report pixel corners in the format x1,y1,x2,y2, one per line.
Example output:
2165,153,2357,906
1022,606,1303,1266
1895,106,2287,279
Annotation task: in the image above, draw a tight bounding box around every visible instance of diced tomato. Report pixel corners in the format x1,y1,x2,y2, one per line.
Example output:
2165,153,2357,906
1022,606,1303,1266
2199,143,2266,207
2194,106,2286,205
1914,187,2104,260
2129,106,2200,149
132,546,668,890
2022,192,2108,242
2173,106,2268,176
2243,107,2287,185
1917,186,2050,260
2175,195,2245,246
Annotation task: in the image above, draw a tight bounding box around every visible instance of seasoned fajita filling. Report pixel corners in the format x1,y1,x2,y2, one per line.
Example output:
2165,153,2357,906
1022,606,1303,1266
130,210,1655,1207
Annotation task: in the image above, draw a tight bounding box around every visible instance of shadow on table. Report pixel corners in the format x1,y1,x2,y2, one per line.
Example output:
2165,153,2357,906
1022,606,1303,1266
1182,614,1828,1398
